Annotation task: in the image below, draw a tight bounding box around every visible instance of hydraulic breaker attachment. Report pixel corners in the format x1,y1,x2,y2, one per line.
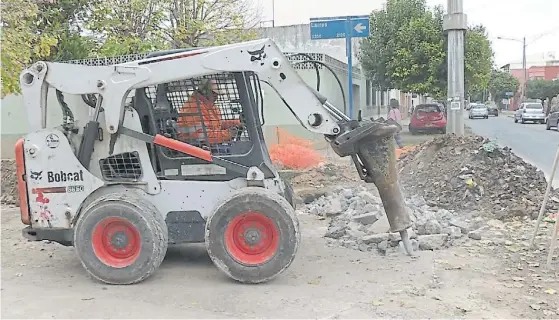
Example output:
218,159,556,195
327,118,414,255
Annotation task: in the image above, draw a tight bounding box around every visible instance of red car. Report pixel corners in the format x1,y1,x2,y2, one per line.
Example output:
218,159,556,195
409,104,447,134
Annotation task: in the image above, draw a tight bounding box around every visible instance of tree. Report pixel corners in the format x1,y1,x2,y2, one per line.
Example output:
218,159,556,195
359,0,428,91
359,0,494,99
33,0,97,61
487,69,519,104
465,25,493,96
160,0,261,48
1,0,57,97
88,0,169,56
527,79,559,114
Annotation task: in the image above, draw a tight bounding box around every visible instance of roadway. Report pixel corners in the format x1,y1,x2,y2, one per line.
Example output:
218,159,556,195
465,112,559,186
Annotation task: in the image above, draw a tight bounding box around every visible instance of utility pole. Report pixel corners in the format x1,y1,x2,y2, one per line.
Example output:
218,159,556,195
521,36,527,101
272,0,275,27
443,0,467,135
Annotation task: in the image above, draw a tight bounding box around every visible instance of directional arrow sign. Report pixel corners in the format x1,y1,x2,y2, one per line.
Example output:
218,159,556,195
310,16,370,40
309,15,370,120
354,23,367,34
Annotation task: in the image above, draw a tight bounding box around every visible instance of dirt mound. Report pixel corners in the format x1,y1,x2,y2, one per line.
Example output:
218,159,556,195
398,135,558,219
1,160,19,206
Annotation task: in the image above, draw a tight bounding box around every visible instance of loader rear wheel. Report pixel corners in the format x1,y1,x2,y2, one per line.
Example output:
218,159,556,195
74,192,168,285
205,187,300,284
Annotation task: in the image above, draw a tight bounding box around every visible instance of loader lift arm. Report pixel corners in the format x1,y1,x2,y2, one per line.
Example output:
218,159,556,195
19,38,414,255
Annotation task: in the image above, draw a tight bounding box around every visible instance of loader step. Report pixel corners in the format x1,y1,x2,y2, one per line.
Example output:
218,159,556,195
22,226,73,246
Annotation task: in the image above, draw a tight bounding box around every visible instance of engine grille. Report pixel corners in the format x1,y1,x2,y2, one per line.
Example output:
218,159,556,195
99,152,142,181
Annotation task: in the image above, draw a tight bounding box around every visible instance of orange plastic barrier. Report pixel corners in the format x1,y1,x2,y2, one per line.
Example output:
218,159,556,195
396,145,415,159
269,127,323,170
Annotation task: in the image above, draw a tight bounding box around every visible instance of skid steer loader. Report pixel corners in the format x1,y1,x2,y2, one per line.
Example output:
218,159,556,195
16,39,412,285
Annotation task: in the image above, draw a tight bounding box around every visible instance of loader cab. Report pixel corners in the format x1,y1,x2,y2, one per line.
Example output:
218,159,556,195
130,49,275,182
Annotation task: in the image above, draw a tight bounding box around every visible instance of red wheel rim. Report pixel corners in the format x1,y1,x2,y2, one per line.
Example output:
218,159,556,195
91,217,141,268
224,212,280,265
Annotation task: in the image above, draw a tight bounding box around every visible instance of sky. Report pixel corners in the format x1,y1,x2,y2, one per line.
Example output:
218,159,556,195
257,0,559,67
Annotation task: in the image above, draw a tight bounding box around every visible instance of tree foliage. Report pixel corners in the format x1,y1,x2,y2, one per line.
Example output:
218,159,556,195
1,0,261,96
487,69,519,103
88,0,169,55
161,0,260,48
1,0,57,97
359,0,494,98
527,79,559,113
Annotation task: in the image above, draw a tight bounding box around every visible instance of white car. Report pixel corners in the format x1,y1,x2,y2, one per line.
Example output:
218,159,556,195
468,104,489,119
514,102,546,124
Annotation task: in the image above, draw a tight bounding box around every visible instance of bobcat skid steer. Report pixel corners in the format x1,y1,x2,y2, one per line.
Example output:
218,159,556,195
16,39,412,285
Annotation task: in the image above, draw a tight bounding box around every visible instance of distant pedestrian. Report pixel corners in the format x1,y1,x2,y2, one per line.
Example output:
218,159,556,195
388,98,404,149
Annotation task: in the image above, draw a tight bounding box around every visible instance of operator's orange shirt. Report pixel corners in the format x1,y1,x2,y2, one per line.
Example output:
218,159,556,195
177,92,241,144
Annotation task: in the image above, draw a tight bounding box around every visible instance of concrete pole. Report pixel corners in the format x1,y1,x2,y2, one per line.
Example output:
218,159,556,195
443,0,467,135
521,37,527,101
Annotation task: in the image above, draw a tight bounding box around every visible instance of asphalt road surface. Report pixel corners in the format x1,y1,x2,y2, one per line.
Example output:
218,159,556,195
465,113,559,186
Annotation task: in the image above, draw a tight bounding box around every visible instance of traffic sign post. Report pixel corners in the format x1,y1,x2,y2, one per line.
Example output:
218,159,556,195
310,15,370,119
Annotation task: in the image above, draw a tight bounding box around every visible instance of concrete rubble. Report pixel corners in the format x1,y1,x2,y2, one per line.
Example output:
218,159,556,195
300,186,468,253
398,135,559,219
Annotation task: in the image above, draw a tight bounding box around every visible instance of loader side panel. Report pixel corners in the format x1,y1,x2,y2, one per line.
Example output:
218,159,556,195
23,129,105,229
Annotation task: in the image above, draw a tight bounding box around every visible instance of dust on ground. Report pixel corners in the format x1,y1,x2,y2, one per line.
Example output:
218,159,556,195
2,203,558,318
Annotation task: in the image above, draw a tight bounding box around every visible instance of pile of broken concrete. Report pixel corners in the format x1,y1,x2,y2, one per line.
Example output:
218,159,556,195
300,186,481,253
398,135,558,219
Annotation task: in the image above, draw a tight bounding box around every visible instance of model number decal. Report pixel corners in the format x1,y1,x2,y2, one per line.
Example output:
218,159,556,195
47,170,84,183
66,185,85,193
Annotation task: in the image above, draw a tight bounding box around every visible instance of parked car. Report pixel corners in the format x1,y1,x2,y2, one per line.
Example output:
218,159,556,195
409,104,447,134
487,105,499,116
546,105,559,130
468,104,489,119
514,102,546,124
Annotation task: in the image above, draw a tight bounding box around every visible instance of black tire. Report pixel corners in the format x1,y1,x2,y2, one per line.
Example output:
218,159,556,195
514,118,518,123
74,192,168,285
205,187,300,284
440,128,447,134
283,180,296,209
409,127,417,135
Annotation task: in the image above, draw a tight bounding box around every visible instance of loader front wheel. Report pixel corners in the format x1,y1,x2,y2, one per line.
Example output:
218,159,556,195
74,192,168,285
205,187,300,284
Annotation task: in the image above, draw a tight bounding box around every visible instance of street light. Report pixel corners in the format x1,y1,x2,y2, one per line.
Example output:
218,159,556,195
496,36,527,101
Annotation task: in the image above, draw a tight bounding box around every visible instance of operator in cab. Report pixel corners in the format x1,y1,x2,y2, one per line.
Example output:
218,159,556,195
177,78,242,145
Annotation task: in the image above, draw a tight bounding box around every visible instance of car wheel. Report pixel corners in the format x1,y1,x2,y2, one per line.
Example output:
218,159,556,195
514,118,518,123
540,120,546,124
